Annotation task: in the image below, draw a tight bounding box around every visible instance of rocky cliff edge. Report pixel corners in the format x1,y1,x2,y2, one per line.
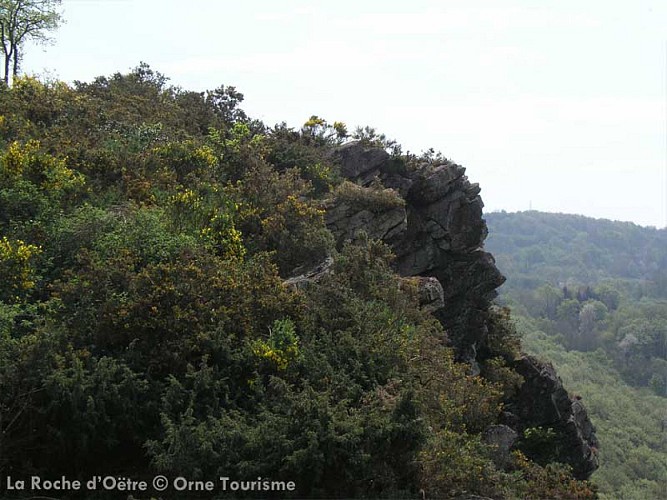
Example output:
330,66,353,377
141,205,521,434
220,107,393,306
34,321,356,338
318,141,599,479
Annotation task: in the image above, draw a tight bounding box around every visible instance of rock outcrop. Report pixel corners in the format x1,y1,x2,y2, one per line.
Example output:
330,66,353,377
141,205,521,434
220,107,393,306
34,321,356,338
325,198,407,247
326,142,505,353
412,276,446,315
323,141,599,479
507,356,599,479
284,256,334,291
483,424,519,469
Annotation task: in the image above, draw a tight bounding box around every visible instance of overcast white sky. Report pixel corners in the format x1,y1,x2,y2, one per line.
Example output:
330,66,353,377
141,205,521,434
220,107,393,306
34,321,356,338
24,0,667,228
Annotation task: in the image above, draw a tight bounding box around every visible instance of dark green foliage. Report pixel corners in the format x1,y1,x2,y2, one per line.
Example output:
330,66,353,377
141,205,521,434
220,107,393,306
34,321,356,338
518,426,560,463
266,122,340,195
0,69,592,499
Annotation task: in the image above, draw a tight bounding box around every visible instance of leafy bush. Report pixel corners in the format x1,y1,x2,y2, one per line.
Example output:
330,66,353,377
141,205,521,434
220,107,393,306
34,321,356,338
0,68,594,498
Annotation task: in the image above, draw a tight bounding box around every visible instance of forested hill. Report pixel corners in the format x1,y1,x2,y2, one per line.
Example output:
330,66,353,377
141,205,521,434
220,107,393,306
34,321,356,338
1,67,598,499
485,209,667,392
485,210,667,294
485,210,667,499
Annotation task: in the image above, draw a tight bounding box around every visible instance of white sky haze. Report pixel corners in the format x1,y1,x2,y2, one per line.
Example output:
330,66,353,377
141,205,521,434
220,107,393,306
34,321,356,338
24,0,667,228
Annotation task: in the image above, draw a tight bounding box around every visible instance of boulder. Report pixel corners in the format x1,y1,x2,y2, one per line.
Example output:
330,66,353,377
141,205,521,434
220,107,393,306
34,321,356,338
413,276,445,314
483,424,518,468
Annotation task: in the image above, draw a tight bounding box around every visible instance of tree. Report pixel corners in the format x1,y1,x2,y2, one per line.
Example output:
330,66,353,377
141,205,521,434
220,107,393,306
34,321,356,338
535,284,562,319
0,0,62,85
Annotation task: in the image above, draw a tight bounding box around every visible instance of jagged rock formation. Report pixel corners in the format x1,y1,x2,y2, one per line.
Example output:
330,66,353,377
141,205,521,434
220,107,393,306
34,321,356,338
327,143,505,356
323,141,599,479
507,356,599,479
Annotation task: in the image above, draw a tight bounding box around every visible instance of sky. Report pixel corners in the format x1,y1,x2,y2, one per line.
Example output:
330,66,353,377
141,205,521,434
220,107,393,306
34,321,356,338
23,0,667,228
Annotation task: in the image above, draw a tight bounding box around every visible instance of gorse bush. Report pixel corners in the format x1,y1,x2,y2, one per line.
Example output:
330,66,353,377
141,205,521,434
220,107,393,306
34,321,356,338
0,66,594,498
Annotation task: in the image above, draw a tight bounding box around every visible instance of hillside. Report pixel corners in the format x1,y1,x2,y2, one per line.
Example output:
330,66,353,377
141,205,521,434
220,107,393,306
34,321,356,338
1,67,597,499
486,210,667,295
485,211,667,499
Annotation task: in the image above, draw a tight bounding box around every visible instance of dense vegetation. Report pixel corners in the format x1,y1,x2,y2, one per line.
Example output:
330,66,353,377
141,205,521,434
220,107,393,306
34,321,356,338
486,211,667,499
0,66,596,498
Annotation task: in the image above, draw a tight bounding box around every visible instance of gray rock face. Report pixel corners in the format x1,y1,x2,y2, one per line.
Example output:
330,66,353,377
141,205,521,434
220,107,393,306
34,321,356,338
284,256,334,291
322,140,599,479
325,201,407,248
483,424,518,468
412,276,445,314
327,141,390,184
407,162,467,205
508,356,599,479
326,142,504,350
